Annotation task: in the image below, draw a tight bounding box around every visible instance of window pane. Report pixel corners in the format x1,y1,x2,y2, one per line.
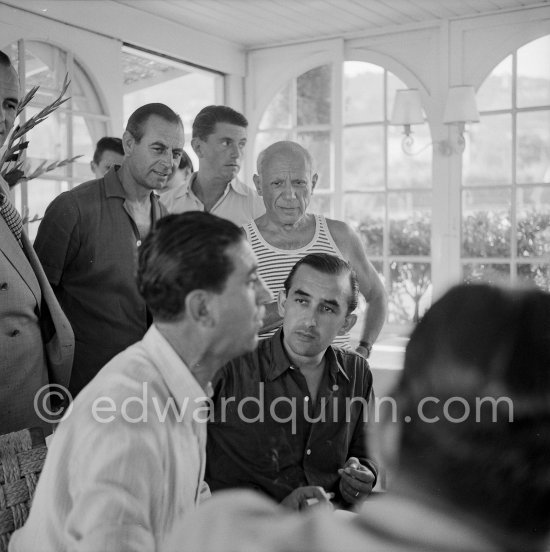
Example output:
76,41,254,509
25,106,68,167
73,115,108,176
122,47,221,143
516,110,550,183
462,188,511,257
388,125,431,188
309,194,331,217
517,264,550,291
259,82,292,129
388,192,431,255
462,263,510,284
476,56,512,112
73,60,105,116
24,179,70,241
297,65,331,126
25,42,66,90
253,130,290,169
343,126,384,190
344,193,385,256
517,36,550,109
298,130,331,190
343,61,384,124
463,114,512,186
517,186,550,257
389,261,432,324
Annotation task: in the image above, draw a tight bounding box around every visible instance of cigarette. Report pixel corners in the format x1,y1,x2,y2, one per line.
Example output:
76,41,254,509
305,492,335,507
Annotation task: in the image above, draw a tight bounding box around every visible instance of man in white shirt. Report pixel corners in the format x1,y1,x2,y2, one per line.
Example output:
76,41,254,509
161,105,265,226
9,211,271,552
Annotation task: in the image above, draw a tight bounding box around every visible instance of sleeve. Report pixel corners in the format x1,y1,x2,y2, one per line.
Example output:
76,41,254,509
34,192,80,286
64,422,163,552
347,359,379,485
164,490,285,552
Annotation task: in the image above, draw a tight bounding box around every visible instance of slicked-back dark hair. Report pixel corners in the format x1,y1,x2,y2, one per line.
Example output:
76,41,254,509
137,212,244,321
192,105,247,141
396,284,550,549
283,253,358,315
93,137,124,164
126,103,182,143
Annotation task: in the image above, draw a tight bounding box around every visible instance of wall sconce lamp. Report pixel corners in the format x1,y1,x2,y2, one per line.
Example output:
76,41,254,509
442,85,480,153
390,88,425,155
390,86,480,155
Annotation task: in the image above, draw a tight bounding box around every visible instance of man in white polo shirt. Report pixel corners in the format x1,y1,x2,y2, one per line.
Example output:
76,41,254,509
162,105,264,227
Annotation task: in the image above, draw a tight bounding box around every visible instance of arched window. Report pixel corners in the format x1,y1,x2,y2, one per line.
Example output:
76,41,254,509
462,35,550,290
254,61,433,327
5,40,110,239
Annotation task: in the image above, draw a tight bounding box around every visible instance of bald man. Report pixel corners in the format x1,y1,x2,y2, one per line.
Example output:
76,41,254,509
245,140,387,356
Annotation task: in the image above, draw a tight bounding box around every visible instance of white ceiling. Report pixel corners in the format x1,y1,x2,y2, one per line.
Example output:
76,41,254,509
112,0,550,49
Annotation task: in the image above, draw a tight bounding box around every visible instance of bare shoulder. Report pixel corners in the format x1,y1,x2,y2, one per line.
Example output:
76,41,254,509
326,217,361,253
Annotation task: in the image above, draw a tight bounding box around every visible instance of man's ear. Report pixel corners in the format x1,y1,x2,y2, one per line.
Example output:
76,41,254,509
185,289,215,327
122,130,135,156
253,174,262,196
311,173,318,192
90,161,96,175
277,289,287,317
191,137,202,158
337,313,357,336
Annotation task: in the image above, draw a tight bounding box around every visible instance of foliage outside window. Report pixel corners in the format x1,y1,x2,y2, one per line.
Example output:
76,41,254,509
255,62,433,327
462,35,550,291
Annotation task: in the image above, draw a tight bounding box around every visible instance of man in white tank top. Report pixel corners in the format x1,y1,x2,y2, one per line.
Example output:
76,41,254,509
244,141,387,357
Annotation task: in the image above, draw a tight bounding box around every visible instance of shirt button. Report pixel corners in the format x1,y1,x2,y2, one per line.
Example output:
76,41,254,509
332,384,339,391
136,240,142,247
0,282,8,290
304,396,309,402
306,449,311,455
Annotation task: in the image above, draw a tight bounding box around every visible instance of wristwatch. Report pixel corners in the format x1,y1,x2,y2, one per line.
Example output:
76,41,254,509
358,340,373,358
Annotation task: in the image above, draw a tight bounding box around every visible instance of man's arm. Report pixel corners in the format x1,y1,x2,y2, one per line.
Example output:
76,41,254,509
34,192,80,289
339,364,379,506
259,301,283,333
327,218,388,352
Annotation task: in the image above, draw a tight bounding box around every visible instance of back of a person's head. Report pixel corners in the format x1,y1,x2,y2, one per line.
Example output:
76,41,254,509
178,150,194,172
126,102,182,142
192,105,247,141
396,284,550,549
137,212,243,322
93,136,124,164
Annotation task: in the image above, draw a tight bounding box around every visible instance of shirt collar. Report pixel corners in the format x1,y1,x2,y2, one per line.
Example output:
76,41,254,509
141,325,209,421
104,165,126,199
181,172,249,199
104,165,161,205
266,328,350,383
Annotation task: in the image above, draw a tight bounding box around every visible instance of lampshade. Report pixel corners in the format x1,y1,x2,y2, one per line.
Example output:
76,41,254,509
390,89,424,125
443,85,480,124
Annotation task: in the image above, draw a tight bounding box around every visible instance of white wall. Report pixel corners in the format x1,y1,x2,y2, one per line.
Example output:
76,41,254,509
0,1,247,131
